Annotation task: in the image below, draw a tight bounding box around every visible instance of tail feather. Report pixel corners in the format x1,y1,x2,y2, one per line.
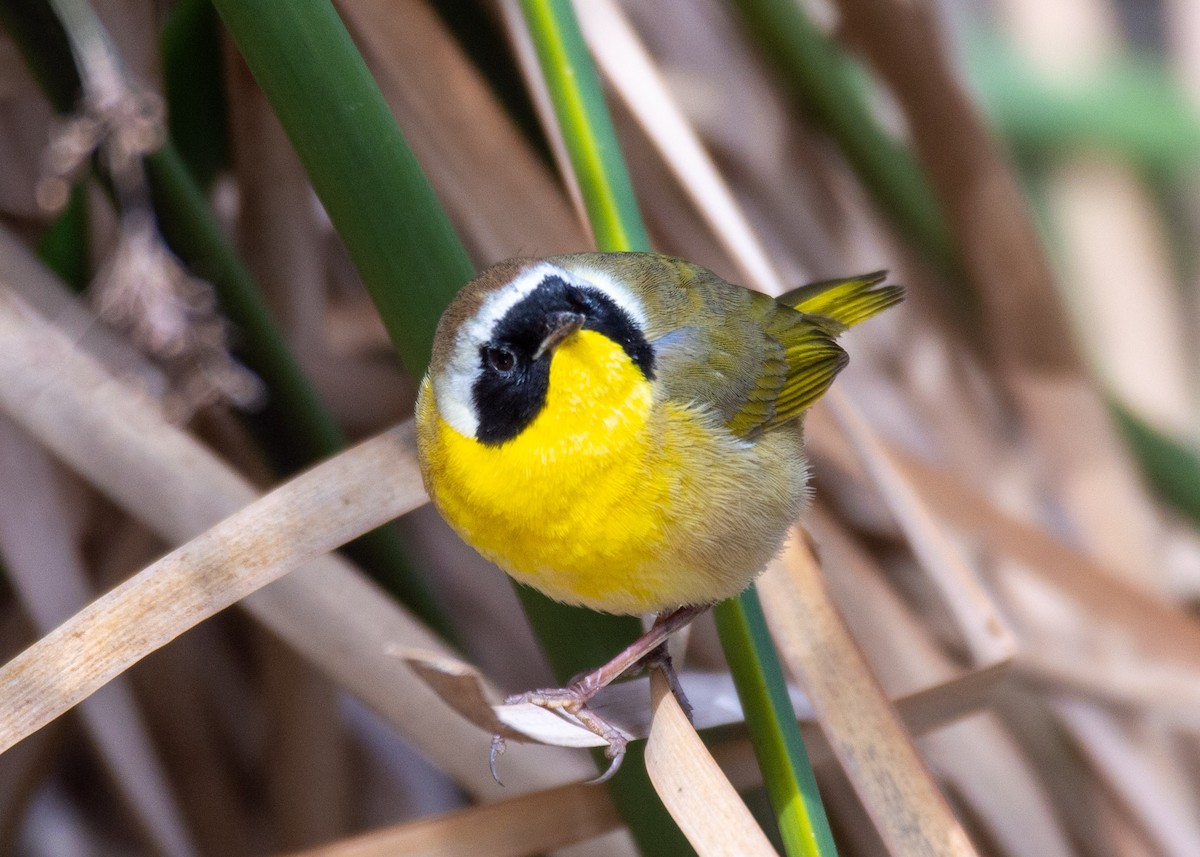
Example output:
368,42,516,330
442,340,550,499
778,271,904,329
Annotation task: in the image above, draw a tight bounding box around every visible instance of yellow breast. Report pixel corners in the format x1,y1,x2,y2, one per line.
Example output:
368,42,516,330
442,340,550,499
417,330,677,612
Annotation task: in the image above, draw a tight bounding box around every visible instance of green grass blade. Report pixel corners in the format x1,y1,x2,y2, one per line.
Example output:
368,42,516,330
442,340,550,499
211,0,471,376
161,0,229,189
715,590,837,857
517,1,837,853
518,0,649,252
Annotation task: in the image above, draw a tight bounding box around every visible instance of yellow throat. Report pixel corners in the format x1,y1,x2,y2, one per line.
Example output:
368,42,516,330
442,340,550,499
419,328,671,610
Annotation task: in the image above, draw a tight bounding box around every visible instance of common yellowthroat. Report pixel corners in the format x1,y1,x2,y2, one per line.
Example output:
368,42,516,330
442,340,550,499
416,252,900,779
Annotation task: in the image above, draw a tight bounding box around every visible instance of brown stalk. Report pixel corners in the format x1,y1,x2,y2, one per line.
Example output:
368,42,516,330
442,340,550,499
0,281,587,795
643,670,779,856
282,780,620,857
832,0,1163,583
759,535,980,857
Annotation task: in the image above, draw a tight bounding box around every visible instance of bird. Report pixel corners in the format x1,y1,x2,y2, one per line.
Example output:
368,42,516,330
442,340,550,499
415,251,901,781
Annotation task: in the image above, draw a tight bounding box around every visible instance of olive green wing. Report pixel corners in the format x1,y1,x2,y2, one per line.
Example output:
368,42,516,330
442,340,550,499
726,271,903,438
556,253,901,439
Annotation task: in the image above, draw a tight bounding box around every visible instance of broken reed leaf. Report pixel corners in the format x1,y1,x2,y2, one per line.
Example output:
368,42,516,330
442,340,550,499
403,643,1006,766
644,670,780,856
0,283,589,795
343,643,1017,857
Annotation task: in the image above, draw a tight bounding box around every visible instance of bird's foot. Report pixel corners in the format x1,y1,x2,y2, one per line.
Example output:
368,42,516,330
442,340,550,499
641,643,694,723
490,678,628,785
489,605,706,785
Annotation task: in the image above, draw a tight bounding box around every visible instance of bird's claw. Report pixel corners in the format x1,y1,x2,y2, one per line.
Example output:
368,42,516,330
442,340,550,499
489,734,507,786
490,683,629,786
585,732,627,784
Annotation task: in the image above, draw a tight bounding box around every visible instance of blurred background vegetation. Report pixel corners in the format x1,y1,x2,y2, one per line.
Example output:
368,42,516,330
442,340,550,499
1,0,1200,855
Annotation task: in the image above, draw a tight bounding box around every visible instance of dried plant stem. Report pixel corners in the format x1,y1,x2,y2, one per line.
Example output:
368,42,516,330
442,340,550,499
644,671,780,856
0,418,199,857
759,538,979,857
0,284,587,795
284,780,620,857
575,0,781,294
827,390,1015,664
832,0,1162,582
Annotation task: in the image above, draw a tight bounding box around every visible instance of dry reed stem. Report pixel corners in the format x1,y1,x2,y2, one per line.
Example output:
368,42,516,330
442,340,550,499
577,0,781,294
621,0,850,282
0,282,589,795
835,0,1076,373
283,780,620,857
808,508,1074,857
827,390,1015,665
0,413,417,755
884,445,1200,671
834,0,1164,583
0,417,199,857
644,670,779,856
1055,700,1200,857
760,537,979,857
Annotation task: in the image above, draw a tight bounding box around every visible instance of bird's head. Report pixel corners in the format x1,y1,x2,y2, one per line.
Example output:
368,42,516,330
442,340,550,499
426,257,656,445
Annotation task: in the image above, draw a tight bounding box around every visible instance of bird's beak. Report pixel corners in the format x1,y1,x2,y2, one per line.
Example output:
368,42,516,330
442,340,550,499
533,311,586,361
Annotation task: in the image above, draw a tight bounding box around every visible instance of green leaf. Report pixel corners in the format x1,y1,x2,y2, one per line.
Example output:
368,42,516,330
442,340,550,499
715,590,837,857
161,0,230,189
1112,404,1200,523
211,0,472,376
518,0,649,253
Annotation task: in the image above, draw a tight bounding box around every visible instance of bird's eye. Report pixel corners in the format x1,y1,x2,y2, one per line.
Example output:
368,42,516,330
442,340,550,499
485,346,516,373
